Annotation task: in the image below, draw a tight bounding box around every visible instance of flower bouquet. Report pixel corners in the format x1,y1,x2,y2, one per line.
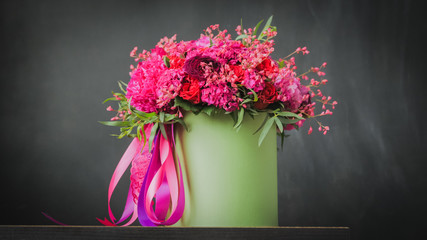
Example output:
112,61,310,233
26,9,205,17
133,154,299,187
99,16,336,227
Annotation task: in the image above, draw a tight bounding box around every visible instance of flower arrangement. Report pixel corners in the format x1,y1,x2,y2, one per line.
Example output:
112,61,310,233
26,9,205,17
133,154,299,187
99,16,337,226
101,16,336,148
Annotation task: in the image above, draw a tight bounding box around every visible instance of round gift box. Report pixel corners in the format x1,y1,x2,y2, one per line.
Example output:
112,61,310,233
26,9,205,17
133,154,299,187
174,111,278,227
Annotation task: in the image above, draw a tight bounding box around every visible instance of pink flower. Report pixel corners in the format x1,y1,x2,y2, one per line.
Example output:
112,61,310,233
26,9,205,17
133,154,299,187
130,151,151,204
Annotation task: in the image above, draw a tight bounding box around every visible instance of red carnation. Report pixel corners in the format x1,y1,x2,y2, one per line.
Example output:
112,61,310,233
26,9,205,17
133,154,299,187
169,56,185,69
254,82,277,110
179,76,201,104
230,65,244,83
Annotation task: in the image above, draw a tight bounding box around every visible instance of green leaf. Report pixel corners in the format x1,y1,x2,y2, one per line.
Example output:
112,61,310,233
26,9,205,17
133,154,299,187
102,97,118,104
119,80,128,87
163,56,170,68
258,116,275,146
148,123,158,150
175,119,188,132
201,105,216,116
159,112,165,123
118,81,127,94
234,107,245,129
159,123,168,140
278,60,285,68
174,96,203,113
253,114,269,135
248,88,258,102
209,37,213,47
230,110,238,123
235,34,248,40
279,117,302,125
241,98,252,104
164,113,177,122
275,117,283,133
136,125,142,141
276,111,303,119
98,121,131,127
258,15,273,40
280,132,285,150
246,107,259,116
252,19,264,37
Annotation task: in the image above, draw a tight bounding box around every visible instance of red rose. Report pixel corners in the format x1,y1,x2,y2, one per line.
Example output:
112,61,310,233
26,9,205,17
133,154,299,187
229,65,244,83
179,76,201,104
254,82,277,110
256,58,275,75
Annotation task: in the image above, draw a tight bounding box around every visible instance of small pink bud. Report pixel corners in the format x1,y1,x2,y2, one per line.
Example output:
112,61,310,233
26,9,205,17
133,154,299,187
323,130,327,135
106,106,114,111
322,62,327,68
308,126,313,135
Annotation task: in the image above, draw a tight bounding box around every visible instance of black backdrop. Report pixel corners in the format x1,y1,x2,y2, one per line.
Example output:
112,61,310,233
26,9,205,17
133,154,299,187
1,0,426,239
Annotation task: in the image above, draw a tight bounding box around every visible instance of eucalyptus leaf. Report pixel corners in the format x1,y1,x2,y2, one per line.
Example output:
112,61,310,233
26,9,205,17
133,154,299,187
242,98,253,104
274,117,283,133
235,34,248,40
159,123,168,140
248,88,258,102
252,19,264,37
148,123,158,150
279,117,302,125
234,107,245,129
175,119,189,132
159,112,165,123
258,116,275,146
163,56,170,68
102,97,118,104
253,113,269,135
201,105,216,116
118,81,127,94
258,15,273,40
276,111,303,119
174,96,203,113
99,121,131,127
164,113,176,122
280,132,285,150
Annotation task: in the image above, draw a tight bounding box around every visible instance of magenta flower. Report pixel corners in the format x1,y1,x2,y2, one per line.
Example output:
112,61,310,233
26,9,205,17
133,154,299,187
184,55,220,81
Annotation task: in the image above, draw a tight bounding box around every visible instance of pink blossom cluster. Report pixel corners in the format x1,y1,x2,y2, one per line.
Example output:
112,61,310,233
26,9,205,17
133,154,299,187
125,23,336,134
130,151,151,204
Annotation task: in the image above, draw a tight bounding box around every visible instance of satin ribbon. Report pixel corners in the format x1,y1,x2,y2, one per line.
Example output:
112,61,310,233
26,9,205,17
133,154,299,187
98,123,185,226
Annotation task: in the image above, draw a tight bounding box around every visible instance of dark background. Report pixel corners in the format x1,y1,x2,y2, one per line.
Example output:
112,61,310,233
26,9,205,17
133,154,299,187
1,0,426,239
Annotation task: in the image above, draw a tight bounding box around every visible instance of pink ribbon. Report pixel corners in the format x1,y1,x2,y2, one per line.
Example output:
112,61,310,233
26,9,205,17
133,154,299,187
98,123,185,226
137,124,185,226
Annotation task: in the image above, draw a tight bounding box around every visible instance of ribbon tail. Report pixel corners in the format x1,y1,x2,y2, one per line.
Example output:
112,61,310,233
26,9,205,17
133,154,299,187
42,212,68,226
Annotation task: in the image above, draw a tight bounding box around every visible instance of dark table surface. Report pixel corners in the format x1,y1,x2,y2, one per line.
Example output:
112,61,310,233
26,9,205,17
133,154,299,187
0,225,350,240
